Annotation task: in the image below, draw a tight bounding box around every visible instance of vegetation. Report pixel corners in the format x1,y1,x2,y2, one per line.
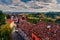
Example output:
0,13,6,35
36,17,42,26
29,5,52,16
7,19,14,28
26,12,60,24
0,11,13,40
0,11,6,25
55,19,60,23
45,12,60,18
27,19,40,24
0,24,13,40
43,19,52,22
26,14,40,24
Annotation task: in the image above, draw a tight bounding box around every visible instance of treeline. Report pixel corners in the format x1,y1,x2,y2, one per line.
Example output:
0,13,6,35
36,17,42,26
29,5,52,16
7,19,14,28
45,12,60,18
0,11,6,26
27,12,60,24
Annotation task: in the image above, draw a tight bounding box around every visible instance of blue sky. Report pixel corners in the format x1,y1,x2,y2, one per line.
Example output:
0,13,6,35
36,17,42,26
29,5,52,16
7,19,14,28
21,0,60,3
21,0,31,2
57,0,60,3
0,0,60,4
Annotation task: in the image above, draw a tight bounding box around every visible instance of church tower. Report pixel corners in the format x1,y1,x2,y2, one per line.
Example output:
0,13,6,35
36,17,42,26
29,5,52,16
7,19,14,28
19,14,27,22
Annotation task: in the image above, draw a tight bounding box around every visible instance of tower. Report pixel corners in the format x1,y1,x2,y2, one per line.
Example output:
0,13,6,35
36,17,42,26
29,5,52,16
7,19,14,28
19,14,27,22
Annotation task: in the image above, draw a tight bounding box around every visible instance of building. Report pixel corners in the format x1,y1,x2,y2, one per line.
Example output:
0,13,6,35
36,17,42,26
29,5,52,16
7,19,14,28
19,15,60,40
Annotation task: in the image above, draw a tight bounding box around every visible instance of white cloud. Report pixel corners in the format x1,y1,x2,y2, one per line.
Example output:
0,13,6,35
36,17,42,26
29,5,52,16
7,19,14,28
0,0,60,12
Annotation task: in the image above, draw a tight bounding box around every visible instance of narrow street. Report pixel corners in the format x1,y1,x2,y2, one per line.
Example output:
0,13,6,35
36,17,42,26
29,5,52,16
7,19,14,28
12,31,25,40
11,16,30,40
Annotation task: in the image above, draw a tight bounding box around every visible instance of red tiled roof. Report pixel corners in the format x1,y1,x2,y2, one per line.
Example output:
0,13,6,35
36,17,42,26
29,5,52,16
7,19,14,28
19,20,60,40
6,19,13,24
19,21,34,36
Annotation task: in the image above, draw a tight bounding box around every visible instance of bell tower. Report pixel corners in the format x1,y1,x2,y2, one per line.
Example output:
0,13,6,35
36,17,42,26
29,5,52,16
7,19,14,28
19,14,27,22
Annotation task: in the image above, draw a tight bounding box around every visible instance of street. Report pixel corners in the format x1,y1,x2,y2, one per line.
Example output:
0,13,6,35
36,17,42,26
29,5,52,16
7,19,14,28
12,31,25,40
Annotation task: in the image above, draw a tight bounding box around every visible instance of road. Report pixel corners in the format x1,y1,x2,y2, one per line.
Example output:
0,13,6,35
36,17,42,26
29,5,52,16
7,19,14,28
12,31,25,40
12,18,30,40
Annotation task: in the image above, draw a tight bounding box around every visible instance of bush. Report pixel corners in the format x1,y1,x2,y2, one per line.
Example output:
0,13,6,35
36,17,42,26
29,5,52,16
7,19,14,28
0,24,13,40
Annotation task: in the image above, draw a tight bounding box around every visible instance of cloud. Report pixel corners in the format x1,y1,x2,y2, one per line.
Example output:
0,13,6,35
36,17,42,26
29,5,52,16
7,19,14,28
0,0,60,12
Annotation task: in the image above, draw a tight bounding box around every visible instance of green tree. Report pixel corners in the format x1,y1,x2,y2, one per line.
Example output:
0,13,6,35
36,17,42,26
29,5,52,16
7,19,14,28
55,19,60,23
0,11,6,25
43,19,53,22
0,24,12,40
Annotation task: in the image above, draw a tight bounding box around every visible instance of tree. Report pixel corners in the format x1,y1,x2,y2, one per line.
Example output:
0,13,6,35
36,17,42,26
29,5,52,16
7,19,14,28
0,24,12,40
0,11,3,15
55,19,60,23
0,11,6,25
43,19,53,22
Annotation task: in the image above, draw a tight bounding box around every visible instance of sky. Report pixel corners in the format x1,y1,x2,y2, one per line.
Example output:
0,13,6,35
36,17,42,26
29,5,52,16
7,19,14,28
21,0,31,2
0,0,60,4
57,0,60,3
0,0,60,12
21,0,60,3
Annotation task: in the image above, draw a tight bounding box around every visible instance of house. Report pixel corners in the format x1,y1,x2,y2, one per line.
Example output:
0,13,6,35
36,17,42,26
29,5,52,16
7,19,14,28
6,19,15,28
